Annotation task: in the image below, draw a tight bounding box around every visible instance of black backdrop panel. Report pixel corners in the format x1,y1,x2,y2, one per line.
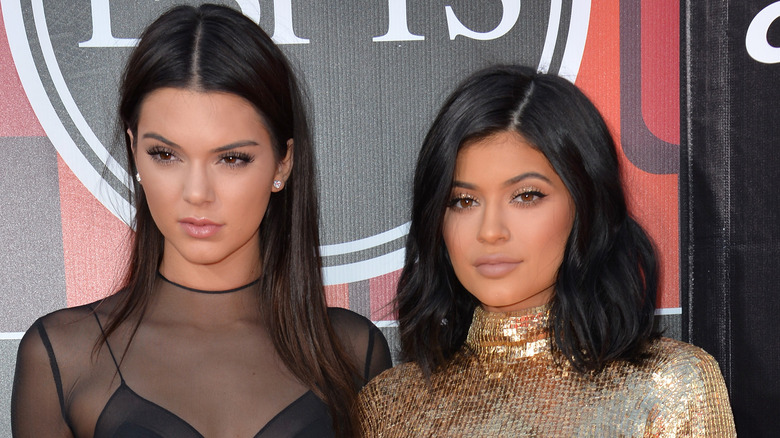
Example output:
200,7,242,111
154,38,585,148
682,1,780,435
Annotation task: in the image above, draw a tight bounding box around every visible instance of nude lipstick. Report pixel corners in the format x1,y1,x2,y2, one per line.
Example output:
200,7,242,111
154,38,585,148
179,217,222,238
473,254,521,278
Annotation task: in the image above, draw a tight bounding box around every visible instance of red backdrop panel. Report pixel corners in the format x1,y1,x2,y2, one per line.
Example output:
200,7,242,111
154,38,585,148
577,0,679,310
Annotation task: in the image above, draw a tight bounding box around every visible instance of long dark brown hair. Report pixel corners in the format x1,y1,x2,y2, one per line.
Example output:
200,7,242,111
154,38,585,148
101,4,359,434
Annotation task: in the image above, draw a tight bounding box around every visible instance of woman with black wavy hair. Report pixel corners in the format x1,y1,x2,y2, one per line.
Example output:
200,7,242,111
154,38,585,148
358,65,735,436
12,4,390,437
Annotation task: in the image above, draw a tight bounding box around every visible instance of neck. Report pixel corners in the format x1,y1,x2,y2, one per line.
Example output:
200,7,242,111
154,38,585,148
146,272,262,328
158,263,261,290
157,272,260,294
465,305,551,360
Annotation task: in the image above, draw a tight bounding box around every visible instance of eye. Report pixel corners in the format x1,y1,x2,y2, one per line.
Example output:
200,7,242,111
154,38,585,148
219,152,254,168
448,195,479,210
513,189,546,205
147,146,177,164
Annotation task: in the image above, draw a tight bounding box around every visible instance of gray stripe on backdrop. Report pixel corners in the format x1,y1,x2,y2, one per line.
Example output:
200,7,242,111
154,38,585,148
0,137,67,332
349,280,371,319
1,339,22,438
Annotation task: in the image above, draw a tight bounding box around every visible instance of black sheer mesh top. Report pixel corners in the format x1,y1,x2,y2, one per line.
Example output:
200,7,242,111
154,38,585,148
11,279,392,437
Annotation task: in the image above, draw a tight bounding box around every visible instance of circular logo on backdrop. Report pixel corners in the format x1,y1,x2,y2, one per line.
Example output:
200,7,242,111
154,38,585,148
3,0,590,285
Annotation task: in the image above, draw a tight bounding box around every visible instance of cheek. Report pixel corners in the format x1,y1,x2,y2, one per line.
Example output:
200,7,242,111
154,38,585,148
442,213,471,273
243,193,271,224
221,176,273,226
136,155,175,201
535,207,573,268
141,177,178,224
442,214,455,251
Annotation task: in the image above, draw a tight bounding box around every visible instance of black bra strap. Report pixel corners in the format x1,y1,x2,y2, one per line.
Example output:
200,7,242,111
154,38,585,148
91,310,125,382
35,320,70,427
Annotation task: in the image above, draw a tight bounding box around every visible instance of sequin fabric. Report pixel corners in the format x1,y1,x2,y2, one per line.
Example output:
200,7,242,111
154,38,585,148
358,305,736,437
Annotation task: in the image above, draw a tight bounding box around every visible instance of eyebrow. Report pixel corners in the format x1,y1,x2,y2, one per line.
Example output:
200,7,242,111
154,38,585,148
142,133,260,152
452,172,553,190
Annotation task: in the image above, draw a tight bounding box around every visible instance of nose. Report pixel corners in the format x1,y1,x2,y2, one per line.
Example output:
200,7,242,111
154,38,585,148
477,202,510,244
182,164,215,205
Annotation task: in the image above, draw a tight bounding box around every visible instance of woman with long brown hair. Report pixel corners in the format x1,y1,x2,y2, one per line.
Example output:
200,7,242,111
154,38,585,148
12,5,390,437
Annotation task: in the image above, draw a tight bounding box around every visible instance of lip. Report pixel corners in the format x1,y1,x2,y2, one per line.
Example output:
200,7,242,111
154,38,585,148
179,217,223,238
473,254,521,278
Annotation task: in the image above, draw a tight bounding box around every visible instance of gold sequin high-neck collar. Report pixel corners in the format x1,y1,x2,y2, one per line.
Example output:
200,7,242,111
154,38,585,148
359,304,736,437
465,305,551,361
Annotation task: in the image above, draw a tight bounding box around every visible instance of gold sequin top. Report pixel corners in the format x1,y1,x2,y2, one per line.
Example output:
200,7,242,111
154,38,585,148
358,305,736,437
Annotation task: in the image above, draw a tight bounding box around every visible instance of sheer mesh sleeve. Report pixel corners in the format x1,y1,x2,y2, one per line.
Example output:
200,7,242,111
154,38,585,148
11,320,74,437
327,308,392,385
364,325,393,381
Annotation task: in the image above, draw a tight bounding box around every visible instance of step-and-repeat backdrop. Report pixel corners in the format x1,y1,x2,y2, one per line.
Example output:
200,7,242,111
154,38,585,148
683,1,780,435
1,1,684,434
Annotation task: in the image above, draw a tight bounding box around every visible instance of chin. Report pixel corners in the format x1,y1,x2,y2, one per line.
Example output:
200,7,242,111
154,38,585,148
178,251,231,266
472,291,524,307
475,292,550,312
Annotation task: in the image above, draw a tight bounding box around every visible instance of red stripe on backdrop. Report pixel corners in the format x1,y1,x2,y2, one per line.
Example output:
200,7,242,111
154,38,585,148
576,0,679,309
57,155,130,306
325,283,350,309
642,0,680,145
369,269,401,321
0,7,45,137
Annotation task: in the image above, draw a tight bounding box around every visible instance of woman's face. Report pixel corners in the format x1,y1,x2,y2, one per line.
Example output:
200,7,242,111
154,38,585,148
132,88,292,282
443,130,574,312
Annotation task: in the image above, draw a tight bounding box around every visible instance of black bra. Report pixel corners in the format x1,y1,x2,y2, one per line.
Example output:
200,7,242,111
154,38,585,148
94,380,331,437
90,312,334,437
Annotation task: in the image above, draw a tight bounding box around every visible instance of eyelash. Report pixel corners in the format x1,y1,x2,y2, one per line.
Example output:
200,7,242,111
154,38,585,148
447,194,478,210
512,188,547,206
147,146,176,165
145,146,255,168
218,151,254,168
447,188,548,211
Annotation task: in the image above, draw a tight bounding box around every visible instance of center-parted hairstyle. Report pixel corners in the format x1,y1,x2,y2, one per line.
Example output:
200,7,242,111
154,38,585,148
105,4,359,434
397,65,658,376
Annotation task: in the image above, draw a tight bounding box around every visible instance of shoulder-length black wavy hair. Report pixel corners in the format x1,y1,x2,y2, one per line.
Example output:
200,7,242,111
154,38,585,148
397,64,658,375
103,4,359,434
